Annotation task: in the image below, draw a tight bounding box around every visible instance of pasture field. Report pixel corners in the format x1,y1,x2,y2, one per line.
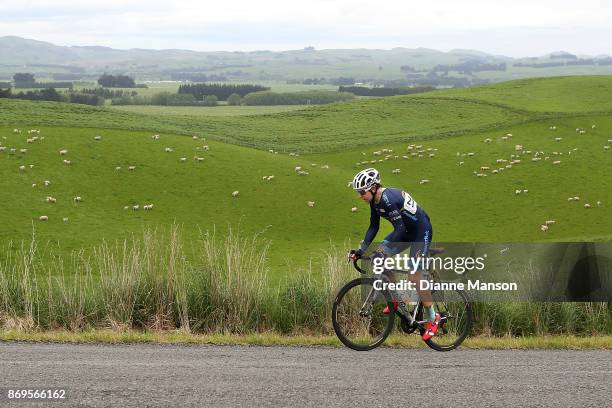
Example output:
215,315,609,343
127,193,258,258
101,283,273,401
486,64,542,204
1,75,612,277
109,104,312,116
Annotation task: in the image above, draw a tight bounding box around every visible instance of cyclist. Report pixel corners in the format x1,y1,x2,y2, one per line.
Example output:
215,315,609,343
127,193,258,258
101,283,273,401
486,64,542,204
348,168,440,340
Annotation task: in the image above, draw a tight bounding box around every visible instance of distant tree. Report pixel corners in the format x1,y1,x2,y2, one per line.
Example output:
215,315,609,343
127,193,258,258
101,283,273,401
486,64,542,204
0,88,11,98
203,95,218,106
227,93,242,106
13,73,35,84
97,73,136,88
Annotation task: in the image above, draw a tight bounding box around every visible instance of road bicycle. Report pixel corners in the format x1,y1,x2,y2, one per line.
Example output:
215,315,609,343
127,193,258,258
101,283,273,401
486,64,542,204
332,248,472,351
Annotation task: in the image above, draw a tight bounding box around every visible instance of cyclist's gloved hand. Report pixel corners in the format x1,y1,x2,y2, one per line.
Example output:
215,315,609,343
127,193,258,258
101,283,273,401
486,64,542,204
349,248,364,260
372,250,385,261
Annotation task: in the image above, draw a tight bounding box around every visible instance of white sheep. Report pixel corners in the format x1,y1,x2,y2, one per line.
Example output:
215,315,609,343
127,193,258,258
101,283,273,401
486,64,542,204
553,160,561,165
152,134,160,140
128,166,136,171
266,175,275,181
419,179,430,184
202,145,210,151
180,157,187,162
515,189,522,195
39,215,48,221
19,148,27,153
192,136,199,140
605,146,610,150
574,196,580,201
62,218,69,222
545,220,556,225
0,146,5,152
321,165,329,169
13,129,21,133
46,196,56,203
392,169,401,174
115,166,121,171
59,149,68,155
19,165,25,171
307,201,315,207
44,180,51,186
195,157,204,162
541,225,548,232
584,203,591,209
554,137,562,141
94,135,102,141
133,205,140,210
32,183,36,188
144,204,154,210
515,145,523,151
123,206,129,210
29,164,34,168
351,207,358,212
63,159,71,165
73,196,82,203
597,201,602,206
294,166,302,172
232,191,240,197
591,124,596,129
297,170,309,176
523,189,529,193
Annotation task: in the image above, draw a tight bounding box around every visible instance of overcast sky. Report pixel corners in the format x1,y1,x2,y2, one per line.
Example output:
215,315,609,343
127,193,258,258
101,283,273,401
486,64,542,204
1,0,611,56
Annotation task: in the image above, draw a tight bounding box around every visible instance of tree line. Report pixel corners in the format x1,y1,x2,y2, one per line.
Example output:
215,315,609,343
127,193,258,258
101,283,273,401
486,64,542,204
178,83,269,100
338,86,434,97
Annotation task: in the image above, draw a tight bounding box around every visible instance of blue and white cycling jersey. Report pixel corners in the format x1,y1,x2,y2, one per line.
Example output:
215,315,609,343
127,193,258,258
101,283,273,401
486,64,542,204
359,187,432,257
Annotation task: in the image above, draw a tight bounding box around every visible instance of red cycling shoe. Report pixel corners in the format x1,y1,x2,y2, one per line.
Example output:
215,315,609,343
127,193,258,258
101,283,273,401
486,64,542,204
422,313,441,341
382,300,399,314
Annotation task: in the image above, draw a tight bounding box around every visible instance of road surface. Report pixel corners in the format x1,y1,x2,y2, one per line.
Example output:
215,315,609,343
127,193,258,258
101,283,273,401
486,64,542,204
1,342,610,407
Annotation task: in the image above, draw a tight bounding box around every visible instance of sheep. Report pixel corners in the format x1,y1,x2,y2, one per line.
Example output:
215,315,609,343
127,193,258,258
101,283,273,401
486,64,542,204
311,163,318,167
180,157,187,162
268,149,274,153
549,126,557,130
307,201,315,207
373,151,382,156
39,215,48,221
545,220,556,225
46,196,56,203
26,138,34,144
458,161,464,166
44,180,51,186
523,189,529,193
515,145,523,151
505,164,513,169
480,166,490,171
467,152,475,156
351,207,358,213
29,164,34,168
597,201,602,206
321,165,329,169
483,138,492,143
232,191,240,197
144,204,154,210
13,129,21,134
0,146,5,152
553,160,561,165
266,175,275,181
591,124,596,129
128,166,136,171
297,170,310,176
133,205,140,210
501,136,509,141
152,134,160,140
605,146,610,150
62,218,69,222
554,137,562,141
392,169,401,174
115,166,121,171
579,130,586,135
540,225,549,232
429,153,435,158
584,203,591,209
202,145,210,151
123,206,129,210
19,165,25,171
63,159,71,165
194,157,204,162
574,196,580,201
94,135,102,141
165,147,173,152
32,183,36,188
419,179,430,184
59,149,68,155
506,133,513,137
19,148,27,153
492,169,498,174
73,196,82,203
192,136,199,140
515,189,522,195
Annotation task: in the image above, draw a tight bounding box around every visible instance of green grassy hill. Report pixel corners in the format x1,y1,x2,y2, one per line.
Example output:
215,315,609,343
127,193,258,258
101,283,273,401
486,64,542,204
1,76,611,277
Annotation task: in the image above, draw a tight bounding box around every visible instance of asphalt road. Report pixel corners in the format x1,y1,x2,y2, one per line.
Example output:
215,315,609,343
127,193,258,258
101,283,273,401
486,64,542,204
0,342,610,407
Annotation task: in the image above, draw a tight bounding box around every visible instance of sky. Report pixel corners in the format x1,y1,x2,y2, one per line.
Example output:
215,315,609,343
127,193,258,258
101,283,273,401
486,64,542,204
1,0,611,57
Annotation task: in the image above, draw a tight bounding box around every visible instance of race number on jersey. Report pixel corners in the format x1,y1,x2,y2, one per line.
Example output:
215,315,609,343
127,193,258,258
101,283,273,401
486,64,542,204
401,191,418,214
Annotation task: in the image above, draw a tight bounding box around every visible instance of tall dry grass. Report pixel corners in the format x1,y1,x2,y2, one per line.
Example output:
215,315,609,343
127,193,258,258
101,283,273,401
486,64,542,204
0,227,609,336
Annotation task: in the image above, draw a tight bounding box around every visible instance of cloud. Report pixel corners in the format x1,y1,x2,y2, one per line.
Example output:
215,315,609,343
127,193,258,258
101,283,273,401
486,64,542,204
0,0,611,56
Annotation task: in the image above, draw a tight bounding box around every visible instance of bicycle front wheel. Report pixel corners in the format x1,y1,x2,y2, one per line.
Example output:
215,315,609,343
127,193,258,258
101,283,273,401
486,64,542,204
332,277,395,351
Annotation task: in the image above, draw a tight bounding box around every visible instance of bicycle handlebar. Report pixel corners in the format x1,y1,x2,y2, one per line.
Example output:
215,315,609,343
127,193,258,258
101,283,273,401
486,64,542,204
352,256,370,274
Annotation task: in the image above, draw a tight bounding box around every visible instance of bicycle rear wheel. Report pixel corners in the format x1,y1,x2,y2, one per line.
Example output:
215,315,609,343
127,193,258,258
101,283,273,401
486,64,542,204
423,288,472,351
332,277,395,351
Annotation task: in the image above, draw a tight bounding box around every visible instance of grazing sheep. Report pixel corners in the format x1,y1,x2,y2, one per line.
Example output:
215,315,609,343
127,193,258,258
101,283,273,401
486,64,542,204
554,137,562,141
44,180,51,186
295,166,302,172
19,148,27,153
192,136,199,140
46,196,56,203
351,207,358,212
591,124,596,129
0,146,5,152
458,161,464,166
32,183,36,187
321,165,329,169
180,157,187,162
311,163,318,167
144,204,154,210
165,147,173,152
195,157,204,162
553,160,561,165
115,166,121,171
307,201,315,207
392,169,401,174
268,149,274,153
94,136,102,141
492,169,498,174
605,146,610,150
152,134,160,140
133,205,140,210
506,133,513,137
419,179,430,184
39,215,48,221
123,206,129,210
297,170,309,176
480,166,489,171
128,166,136,171
515,145,523,151
232,191,240,197
13,129,21,133
29,164,34,168
27,138,34,143
574,196,580,201
62,218,69,222
523,189,528,193
483,138,492,143
73,196,82,203
202,145,209,151
584,203,591,209
540,225,549,232
567,197,574,202
597,201,602,206
19,165,25,171
63,159,71,165
59,149,68,155
467,152,475,156
515,190,522,195
545,220,556,225
266,175,275,181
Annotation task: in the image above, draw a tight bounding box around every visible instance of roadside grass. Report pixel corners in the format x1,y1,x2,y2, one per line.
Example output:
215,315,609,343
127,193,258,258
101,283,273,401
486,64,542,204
1,329,610,350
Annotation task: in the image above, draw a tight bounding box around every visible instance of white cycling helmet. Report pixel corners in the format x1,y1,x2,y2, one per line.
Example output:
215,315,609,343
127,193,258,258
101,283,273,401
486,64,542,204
351,168,380,191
